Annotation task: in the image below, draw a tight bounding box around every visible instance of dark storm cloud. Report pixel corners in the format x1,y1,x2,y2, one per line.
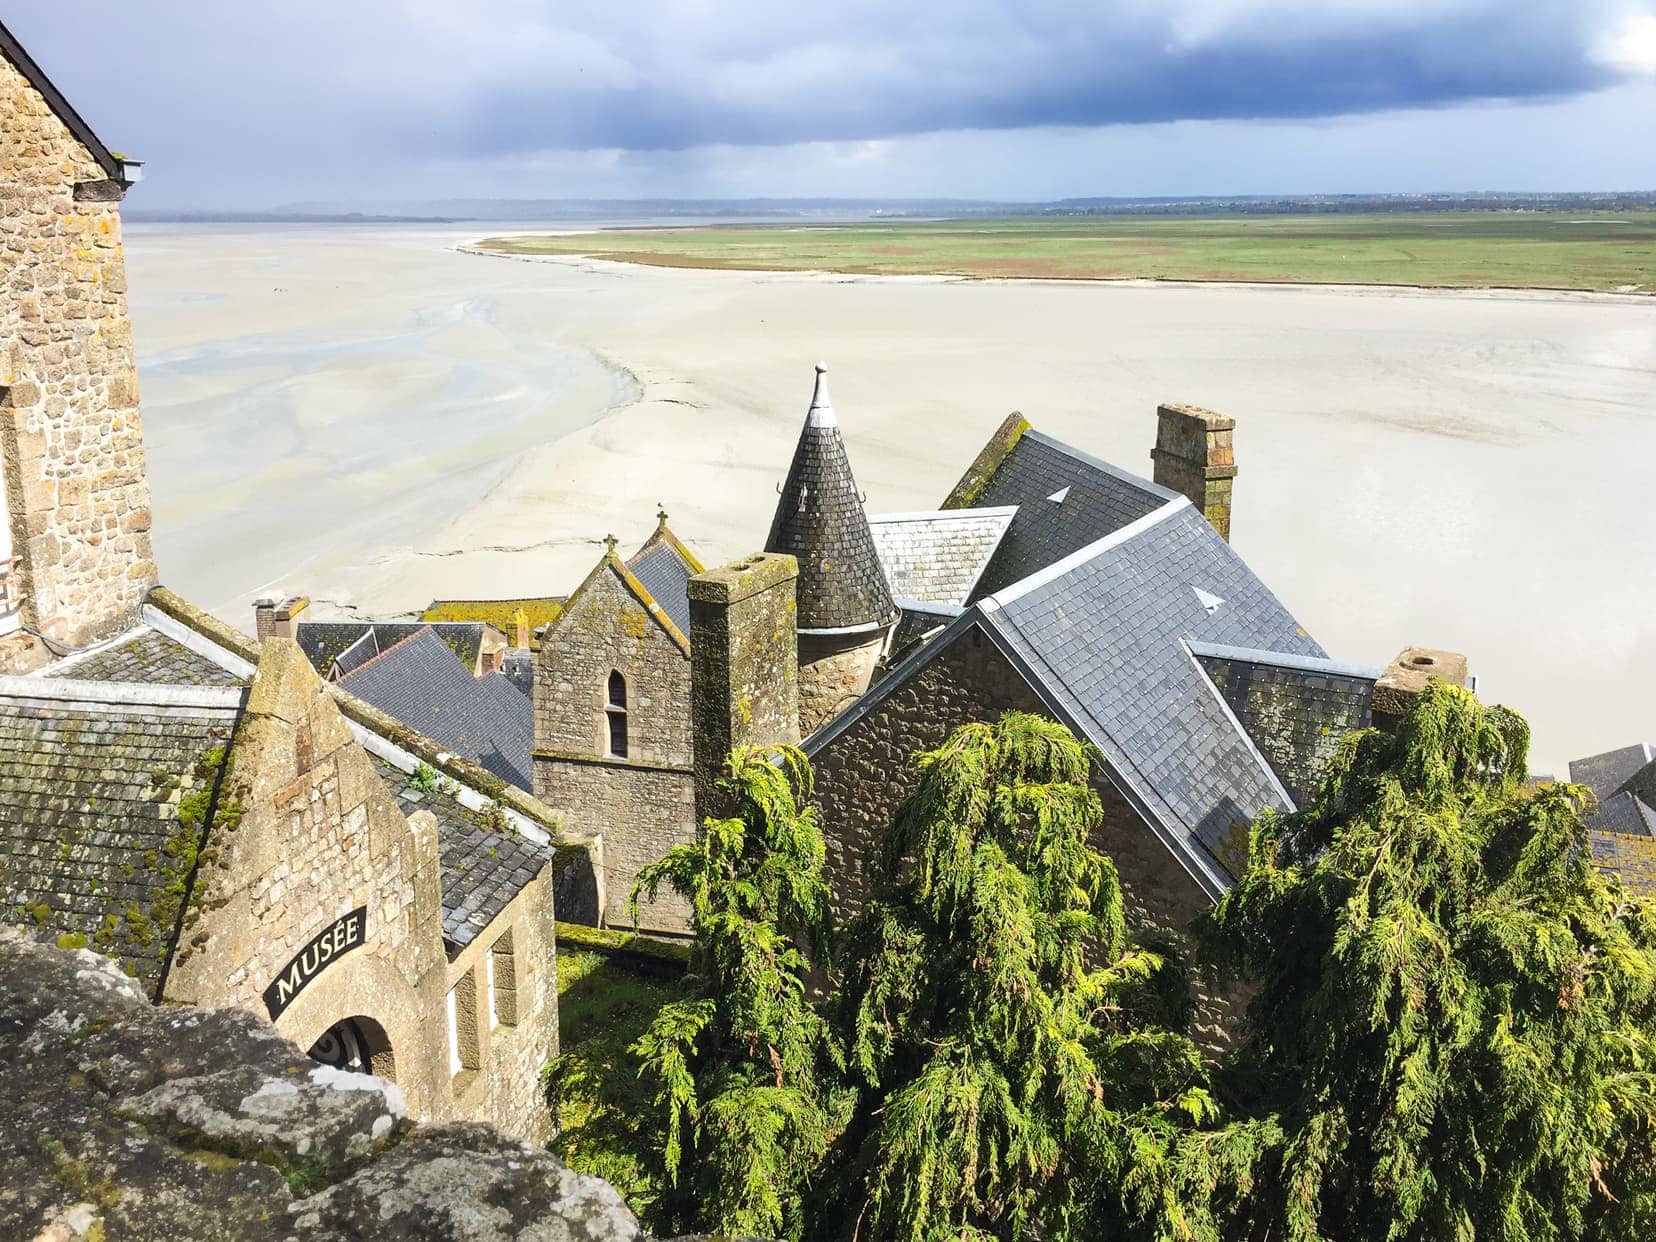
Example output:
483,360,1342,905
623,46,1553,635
4,1,1651,200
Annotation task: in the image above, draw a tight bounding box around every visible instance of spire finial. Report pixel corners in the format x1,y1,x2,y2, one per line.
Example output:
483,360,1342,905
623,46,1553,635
806,362,836,429
655,504,669,532
603,532,618,556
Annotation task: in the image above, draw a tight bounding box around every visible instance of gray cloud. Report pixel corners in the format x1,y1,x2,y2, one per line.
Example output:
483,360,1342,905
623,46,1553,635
6,2,1652,203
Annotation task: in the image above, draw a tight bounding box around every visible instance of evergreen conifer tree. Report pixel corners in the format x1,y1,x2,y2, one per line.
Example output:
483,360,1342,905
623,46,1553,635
626,744,851,1239
837,712,1246,1240
1204,681,1656,1240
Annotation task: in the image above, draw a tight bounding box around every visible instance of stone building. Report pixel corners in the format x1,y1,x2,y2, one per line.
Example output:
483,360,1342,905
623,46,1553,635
1,21,153,674
0,591,579,1139
1569,741,1656,898
0,22,584,1143
800,408,1464,1047
765,365,899,733
533,513,704,931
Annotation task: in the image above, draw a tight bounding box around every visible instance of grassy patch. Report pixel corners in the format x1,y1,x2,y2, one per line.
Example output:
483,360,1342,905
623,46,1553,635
478,212,1656,293
547,947,679,1215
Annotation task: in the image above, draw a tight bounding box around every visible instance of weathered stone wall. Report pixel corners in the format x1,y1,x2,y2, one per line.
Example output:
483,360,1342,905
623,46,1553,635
536,755,693,931
0,932,688,1241
0,52,154,672
162,639,453,1122
535,564,694,931
811,624,1241,1050
444,871,560,1142
798,627,888,735
688,552,800,822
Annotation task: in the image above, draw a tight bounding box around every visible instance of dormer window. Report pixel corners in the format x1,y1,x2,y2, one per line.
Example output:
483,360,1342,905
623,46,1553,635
605,670,629,759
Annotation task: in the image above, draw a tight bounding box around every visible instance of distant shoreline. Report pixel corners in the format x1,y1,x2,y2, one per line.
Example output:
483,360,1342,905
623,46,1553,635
458,236,1654,305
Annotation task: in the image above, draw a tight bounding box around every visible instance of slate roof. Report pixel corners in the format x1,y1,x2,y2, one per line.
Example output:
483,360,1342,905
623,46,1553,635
338,628,534,791
0,677,246,992
955,429,1178,599
369,756,550,951
41,627,243,688
1570,743,1656,837
501,650,534,698
1191,642,1379,808
329,629,380,680
765,366,897,633
297,621,487,678
1589,829,1656,898
628,542,696,638
868,507,1017,608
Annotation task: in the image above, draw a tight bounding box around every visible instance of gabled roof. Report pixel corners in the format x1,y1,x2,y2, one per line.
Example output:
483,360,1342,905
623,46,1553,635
297,620,490,677
1589,829,1656,898
422,598,566,650
0,20,128,183
626,514,705,639
338,628,534,791
765,366,896,633
1571,743,1656,838
868,506,1017,608
1190,642,1379,808
0,676,246,991
810,492,1326,899
946,425,1178,599
547,536,693,656
41,626,243,688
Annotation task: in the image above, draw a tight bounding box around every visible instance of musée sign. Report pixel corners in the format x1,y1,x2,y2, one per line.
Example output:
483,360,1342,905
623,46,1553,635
263,906,367,1020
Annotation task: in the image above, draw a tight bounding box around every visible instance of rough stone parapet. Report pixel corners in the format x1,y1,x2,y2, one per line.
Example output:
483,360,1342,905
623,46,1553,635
0,931,684,1240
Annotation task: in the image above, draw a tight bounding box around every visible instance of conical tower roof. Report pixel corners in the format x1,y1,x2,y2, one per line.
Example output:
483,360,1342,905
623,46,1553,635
765,365,897,633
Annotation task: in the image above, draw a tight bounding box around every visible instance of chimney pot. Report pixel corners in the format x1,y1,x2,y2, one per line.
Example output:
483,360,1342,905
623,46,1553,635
1371,646,1471,731
268,595,310,642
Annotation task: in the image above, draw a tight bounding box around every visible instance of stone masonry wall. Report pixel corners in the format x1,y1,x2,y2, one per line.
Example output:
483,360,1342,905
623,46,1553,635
535,563,694,931
537,756,693,932
811,624,1241,1051
445,871,560,1142
798,628,887,736
162,639,453,1122
1,52,154,670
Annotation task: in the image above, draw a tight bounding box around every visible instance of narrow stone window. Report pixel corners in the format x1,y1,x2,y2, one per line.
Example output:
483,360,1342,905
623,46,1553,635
605,669,629,759
490,928,518,1027
447,969,480,1081
0,392,19,637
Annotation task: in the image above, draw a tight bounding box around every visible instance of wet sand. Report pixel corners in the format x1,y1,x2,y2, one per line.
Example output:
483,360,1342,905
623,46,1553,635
124,223,1656,775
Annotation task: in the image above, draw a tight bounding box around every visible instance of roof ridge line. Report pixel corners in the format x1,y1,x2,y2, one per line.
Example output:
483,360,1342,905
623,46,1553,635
1179,638,1298,812
1021,427,1184,504
868,505,1020,524
0,674,244,710
1185,639,1384,681
984,496,1190,609
338,624,435,683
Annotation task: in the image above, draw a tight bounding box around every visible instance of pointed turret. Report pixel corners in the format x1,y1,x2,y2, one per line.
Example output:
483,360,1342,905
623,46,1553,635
766,365,897,734
766,365,896,634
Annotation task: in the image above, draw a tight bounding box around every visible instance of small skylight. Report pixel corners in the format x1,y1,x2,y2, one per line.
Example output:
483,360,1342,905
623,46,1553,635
1046,486,1070,503
1193,587,1226,615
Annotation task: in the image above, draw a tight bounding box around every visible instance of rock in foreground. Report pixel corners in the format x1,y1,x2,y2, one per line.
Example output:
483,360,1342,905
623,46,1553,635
0,932,667,1240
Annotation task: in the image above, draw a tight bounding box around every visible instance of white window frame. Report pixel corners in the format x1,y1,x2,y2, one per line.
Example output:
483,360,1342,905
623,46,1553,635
485,949,499,1029
445,986,462,1076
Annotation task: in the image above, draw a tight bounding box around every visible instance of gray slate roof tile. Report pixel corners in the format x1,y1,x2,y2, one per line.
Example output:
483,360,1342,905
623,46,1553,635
983,501,1325,886
869,507,1017,608
964,430,1177,599
0,682,245,991
42,628,244,688
298,621,485,677
628,543,695,637
339,629,533,791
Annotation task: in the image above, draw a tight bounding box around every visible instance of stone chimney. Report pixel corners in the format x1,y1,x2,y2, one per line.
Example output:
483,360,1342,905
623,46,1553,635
1151,403,1238,541
513,607,531,650
1371,646,1471,732
255,595,309,643
688,552,800,824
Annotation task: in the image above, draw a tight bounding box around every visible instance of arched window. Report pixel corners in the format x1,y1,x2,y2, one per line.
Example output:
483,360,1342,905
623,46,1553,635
605,670,629,759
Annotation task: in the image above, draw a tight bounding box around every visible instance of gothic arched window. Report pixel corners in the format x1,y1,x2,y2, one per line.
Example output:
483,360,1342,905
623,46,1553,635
605,670,629,759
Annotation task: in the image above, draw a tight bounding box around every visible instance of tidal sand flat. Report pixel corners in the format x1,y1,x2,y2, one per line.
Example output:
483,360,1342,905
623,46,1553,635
125,223,1656,774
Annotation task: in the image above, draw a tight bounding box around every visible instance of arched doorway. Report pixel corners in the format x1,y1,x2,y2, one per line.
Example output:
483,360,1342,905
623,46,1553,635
307,1014,396,1081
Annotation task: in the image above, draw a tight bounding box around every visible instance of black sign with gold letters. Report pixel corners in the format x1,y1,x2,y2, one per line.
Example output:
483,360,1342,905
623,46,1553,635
263,906,367,1020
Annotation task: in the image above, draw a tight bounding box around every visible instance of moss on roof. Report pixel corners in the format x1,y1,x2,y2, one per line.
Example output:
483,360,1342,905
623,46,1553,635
421,598,565,648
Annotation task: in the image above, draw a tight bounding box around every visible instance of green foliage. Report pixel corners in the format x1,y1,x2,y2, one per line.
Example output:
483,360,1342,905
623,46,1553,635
409,762,459,799
624,745,850,1239
1204,681,1656,1240
838,712,1246,1240
543,948,681,1215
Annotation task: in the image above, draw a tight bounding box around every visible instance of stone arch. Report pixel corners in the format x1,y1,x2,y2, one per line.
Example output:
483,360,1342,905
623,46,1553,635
307,1013,396,1080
